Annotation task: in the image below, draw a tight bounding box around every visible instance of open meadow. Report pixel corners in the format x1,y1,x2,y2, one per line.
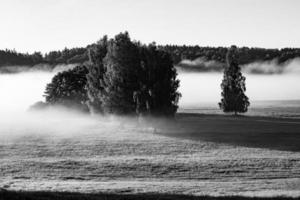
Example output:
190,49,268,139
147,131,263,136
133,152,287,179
1,111,300,197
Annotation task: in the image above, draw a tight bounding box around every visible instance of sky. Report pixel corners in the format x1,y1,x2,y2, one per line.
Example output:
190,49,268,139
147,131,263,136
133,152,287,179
0,0,299,53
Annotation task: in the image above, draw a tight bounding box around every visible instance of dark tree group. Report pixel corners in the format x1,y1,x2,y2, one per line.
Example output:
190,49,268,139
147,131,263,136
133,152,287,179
219,46,250,115
87,32,180,116
86,36,108,114
44,65,89,112
44,32,180,117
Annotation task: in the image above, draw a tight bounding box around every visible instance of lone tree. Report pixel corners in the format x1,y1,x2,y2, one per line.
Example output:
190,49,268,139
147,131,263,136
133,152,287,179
219,45,250,115
44,65,89,112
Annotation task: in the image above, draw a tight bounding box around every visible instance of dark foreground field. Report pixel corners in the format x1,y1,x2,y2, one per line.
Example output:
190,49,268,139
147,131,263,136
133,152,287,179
1,112,300,197
1,190,300,200
166,113,300,152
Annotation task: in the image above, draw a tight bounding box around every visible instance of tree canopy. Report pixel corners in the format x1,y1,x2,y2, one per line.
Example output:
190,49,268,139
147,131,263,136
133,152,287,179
44,65,89,112
43,33,180,117
219,46,250,115
86,32,180,116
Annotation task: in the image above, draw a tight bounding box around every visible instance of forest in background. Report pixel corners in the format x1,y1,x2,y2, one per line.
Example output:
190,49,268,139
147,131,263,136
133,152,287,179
1,43,300,72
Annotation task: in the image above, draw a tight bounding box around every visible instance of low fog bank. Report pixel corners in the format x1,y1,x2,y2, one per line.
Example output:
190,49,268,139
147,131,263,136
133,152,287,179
0,63,77,74
177,58,224,73
0,60,300,139
0,68,162,141
178,58,300,107
0,104,168,142
243,58,300,74
178,72,300,108
177,57,300,74
0,64,78,112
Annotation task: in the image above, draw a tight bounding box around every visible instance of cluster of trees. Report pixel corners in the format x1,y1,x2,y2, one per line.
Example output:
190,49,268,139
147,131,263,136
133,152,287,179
43,38,249,116
44,32,180,117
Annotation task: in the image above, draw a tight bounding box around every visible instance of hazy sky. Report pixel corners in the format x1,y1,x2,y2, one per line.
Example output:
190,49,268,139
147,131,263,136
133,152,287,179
0,0,299,53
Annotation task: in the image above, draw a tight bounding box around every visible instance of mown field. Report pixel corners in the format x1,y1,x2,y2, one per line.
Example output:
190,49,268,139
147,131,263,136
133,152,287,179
1,190,300,200
0,113,300,197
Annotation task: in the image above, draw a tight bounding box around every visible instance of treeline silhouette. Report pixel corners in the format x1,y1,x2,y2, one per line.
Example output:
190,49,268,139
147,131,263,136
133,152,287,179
0,49,43,66
159,46,300,65
1,44,300,70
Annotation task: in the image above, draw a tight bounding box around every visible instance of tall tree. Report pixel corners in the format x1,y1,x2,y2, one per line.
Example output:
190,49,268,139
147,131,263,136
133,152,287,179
101,32,141,114
219,45,250,115
137,44,181,117
86,36,108,114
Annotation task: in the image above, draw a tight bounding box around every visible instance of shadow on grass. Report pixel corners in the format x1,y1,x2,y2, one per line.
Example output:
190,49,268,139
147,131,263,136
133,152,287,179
154,113,300,152
1,190,299,200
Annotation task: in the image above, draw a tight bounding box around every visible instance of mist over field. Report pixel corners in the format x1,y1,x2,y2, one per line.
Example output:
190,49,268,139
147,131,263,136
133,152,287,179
0,60,298,139
1,60,300,197
179,58,300,107
0,60,300,115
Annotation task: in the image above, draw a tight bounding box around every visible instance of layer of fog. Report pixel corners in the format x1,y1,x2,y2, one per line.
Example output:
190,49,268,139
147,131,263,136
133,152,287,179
177,57,224,72
0,60,299,138
178,58,300,107
0,63,77,74
178,73,300,107
243,58,300,74
177,57,300,74
0,64,107,139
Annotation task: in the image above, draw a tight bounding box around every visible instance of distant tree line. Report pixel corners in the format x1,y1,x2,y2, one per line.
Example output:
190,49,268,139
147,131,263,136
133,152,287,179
0,49,43,66
159,45,300,65
1,44,300,71
0,48,88,68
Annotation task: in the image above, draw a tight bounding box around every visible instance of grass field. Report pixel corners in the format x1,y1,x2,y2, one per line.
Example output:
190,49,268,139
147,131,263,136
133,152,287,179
0,113,300,197
1,190,300,200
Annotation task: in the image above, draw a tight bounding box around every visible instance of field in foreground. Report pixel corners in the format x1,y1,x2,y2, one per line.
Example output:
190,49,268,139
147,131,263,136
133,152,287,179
0,112,300,197
1,190,300,200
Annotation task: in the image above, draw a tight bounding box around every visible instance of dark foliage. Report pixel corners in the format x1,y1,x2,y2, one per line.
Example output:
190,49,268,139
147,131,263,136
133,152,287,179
159,45,300,66
1,190,299,200
0,49,43,67
100,32,142,114
44,65,89,111
1,42,300,73
219,46,250,114
86,32,180,116
136,44,180,116
44,47,88,64
86,36,108,114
